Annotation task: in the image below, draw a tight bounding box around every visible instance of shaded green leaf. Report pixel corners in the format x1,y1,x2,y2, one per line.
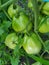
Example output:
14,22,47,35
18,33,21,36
2,20,11,30
0,28,4,35
10,57,20,65
45,40,49,53
32,62,42,65
28,54,49,65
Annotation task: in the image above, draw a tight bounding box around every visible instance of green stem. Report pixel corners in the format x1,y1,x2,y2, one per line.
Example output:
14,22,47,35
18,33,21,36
2,9,12,21
26,56,30,65
28,54,49,65
39,2,44,11
32,0,39,31
33,0,46,49
41,51,46,57
35,31,46,48
0,0,17,10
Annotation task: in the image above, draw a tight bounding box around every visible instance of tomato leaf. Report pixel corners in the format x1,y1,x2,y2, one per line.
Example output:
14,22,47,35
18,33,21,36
44,40,49,53
10,56,20,65
32,62,42,65
1,0,9,4
0,59,2,65
2,20,11,30
0,28,4,35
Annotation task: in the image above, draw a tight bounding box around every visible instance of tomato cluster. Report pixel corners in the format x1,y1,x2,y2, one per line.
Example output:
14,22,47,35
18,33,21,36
5,2,49,55
1,0,49,65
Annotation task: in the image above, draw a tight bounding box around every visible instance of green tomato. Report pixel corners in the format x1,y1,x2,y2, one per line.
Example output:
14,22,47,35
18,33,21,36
39,17,49,33
5,33,18,49
42,2,49,15
23,33,42,54
12,13,32,33
8,4,20,18
28,0,33,8
28,0,34,11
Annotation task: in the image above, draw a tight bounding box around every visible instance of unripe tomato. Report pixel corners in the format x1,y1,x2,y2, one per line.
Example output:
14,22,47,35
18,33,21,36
39,17,49,33
8,4,20,18
42,2,49,15
5,33,18,49
12,13,32,33
28,0,33,8
23,33,42,54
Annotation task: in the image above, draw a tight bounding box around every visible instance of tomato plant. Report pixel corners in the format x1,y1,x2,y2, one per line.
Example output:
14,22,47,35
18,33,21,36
0,0,49,65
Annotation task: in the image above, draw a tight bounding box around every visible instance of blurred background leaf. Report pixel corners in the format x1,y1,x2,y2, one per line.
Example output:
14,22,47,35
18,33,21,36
32,62,42,65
